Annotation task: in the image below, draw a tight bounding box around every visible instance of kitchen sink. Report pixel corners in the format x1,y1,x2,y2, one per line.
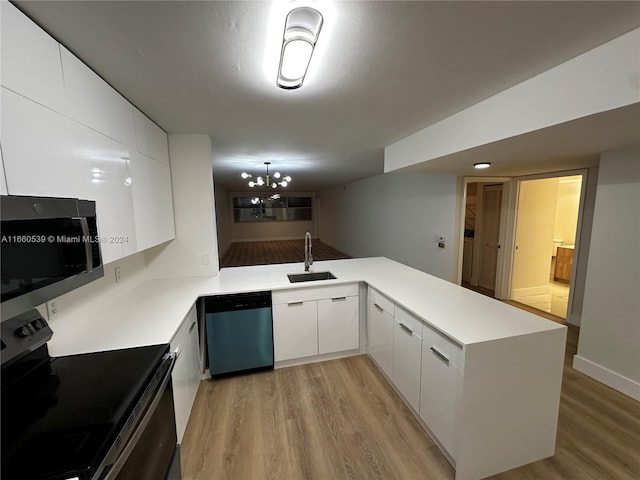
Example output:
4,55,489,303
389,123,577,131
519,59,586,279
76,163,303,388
287,271,337,283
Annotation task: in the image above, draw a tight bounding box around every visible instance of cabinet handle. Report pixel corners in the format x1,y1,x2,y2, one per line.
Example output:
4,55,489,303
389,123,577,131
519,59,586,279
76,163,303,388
189,322,196,333
288,301,304,306
430,346,450,365
332,296,347,301
373,303,383,312
399,322,413,335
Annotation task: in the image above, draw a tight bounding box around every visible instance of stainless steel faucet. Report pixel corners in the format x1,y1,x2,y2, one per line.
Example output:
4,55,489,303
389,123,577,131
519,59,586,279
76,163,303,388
304,232,313,271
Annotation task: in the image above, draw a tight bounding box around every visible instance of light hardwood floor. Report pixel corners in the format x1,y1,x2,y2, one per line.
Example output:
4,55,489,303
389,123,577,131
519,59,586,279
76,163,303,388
220,239,350,268
180,324,640,479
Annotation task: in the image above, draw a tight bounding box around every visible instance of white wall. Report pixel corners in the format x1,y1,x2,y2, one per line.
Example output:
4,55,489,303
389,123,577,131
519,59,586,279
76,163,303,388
319,172,459,282
145,134,220,277
574,147,640,400
553,178,582,246
385,28,640,172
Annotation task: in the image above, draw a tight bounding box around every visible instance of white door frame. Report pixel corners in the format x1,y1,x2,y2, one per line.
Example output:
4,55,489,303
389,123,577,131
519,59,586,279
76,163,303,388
498,169,589,322
456,177,511,287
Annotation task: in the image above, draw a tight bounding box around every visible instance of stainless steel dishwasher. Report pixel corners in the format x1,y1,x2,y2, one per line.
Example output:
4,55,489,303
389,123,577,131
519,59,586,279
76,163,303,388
204,291,274,378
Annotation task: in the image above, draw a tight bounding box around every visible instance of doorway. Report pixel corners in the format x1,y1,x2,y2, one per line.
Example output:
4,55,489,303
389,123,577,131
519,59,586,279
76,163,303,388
510,175,583,319
461,182,504,296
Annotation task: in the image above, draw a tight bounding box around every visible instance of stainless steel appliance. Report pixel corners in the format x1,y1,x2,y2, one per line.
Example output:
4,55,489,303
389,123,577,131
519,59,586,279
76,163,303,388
1,309,181,480
1,195,104,321
205,291,273,377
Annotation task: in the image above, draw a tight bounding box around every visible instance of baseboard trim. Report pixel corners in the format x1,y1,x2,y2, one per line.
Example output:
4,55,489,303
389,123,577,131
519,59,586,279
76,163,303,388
573,355,640,400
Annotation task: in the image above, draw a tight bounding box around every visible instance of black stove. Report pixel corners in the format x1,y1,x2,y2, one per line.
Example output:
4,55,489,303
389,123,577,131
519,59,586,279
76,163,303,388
1,310,177,480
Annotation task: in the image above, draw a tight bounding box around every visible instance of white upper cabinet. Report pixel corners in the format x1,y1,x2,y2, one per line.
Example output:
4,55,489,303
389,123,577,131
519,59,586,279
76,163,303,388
129,151,175,251
105,89,136,146
134,109,169,165
110,140,138,257
60,47,112,136
0,3,65,112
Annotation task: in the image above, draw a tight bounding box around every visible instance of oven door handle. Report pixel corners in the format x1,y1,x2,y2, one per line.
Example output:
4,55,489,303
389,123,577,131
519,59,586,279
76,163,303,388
77,216,94,273
98,353,176,480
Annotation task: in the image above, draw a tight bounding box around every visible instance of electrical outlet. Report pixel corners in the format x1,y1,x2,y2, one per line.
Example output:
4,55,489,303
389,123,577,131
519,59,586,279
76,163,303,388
114,266,122,283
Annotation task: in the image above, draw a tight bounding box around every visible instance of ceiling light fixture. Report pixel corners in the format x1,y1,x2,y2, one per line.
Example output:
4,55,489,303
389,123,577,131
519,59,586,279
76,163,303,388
241,162,292,190
277,6,323,89
474,162,492,169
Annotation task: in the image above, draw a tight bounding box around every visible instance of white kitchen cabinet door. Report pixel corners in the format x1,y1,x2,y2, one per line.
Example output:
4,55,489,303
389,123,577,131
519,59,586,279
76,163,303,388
420,340,462,459
367,297,394,379
129,151,176,251
273,301,318,362
0,2,65,112
109,140,137,257
105,89,136,147
392,309,423,412
317,295,359,355
170,306,201,443
133,108,169,165
60,47,111,136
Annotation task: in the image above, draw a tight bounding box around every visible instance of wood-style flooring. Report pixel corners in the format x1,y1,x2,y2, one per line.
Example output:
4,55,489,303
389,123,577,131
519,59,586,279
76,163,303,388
220,239,350,268
180,324,640,479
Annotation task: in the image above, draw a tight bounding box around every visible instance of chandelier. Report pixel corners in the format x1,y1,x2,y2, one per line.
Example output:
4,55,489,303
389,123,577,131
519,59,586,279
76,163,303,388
241,162,291,190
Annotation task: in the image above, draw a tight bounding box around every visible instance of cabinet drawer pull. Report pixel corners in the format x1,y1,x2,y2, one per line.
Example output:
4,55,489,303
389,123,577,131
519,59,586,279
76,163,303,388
332,296,347,301
430,346,450,365
189,322,196,333
288,301,304,306
373,303,383,312
399,322,413,335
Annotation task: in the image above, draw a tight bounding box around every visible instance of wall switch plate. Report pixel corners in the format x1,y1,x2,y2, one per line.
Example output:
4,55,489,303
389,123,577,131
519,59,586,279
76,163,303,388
114,266,122,283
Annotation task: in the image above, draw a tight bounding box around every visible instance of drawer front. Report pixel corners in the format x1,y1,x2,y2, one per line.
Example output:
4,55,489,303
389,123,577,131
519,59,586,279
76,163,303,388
272,283,358,305
368,287,394,316
394,306,423,338
422,322,464,368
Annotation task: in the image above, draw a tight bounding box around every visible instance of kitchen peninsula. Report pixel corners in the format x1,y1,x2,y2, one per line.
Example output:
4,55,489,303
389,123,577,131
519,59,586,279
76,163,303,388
47,257,566,480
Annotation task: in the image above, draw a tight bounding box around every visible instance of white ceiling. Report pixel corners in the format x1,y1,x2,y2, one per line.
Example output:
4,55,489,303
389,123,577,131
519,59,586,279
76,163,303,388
14,1,640,192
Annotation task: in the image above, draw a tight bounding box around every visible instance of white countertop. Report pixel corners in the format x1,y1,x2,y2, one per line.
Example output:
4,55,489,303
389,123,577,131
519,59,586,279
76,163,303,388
48,257,565,356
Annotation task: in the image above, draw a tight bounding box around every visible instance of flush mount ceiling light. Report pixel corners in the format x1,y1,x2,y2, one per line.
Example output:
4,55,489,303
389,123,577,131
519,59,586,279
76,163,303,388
277,6,323,89
241,162,292,190
474,162,492,169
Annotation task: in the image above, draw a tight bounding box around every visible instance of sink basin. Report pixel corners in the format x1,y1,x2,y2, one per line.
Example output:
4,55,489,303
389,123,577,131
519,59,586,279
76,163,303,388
287,271,337,283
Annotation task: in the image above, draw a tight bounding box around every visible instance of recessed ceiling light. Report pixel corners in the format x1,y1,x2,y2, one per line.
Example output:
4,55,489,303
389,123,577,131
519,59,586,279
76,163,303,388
474,162,491,169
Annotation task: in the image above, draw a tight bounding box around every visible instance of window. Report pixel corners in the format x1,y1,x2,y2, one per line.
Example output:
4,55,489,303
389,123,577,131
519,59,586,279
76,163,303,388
233,196,312,223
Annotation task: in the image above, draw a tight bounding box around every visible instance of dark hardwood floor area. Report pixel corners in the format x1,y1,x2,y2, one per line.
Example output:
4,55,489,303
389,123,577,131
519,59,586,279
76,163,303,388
220,239,350,268
180,325,640,479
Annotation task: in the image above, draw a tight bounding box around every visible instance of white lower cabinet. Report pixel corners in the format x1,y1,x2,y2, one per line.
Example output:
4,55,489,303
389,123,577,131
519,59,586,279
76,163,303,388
272,283,360,364
273,301,318,361
318,295,359,354
367,288,394,379
392,307,423,412
170,305,201,443
420,335,462,459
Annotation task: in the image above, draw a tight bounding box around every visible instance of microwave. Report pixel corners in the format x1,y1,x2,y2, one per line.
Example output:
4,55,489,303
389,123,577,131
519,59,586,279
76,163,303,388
1,195,104,321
